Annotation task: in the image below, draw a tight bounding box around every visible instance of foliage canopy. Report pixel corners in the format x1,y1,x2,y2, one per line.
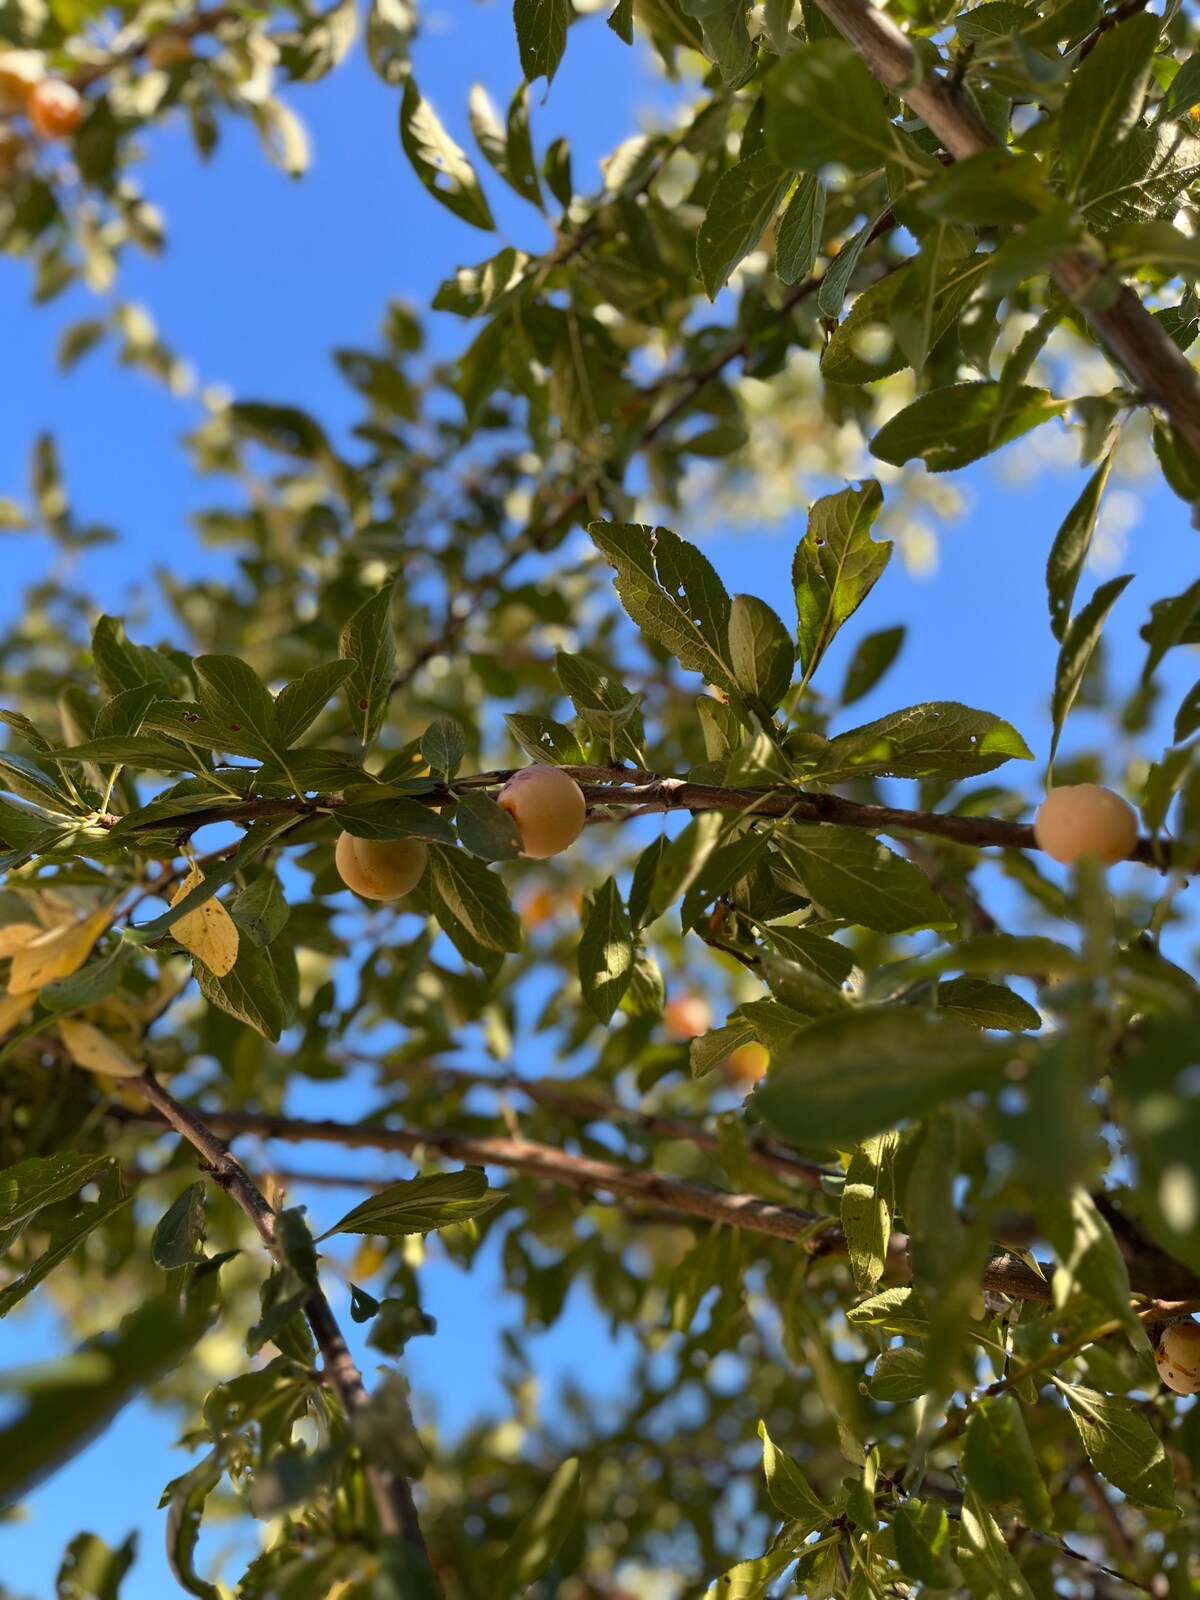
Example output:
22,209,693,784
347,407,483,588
3,0,1200,1593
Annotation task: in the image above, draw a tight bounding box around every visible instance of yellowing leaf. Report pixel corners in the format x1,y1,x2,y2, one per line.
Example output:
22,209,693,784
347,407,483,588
57,1018,143,1079
0,992,32,1033
170,867,239,977
8,911,111,996
0,924,42,959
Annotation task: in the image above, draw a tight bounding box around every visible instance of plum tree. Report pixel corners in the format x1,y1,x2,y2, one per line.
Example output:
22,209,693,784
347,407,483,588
3,0,1200,1593
1033,783,1140,866
334,831,428,901
496,766,586,859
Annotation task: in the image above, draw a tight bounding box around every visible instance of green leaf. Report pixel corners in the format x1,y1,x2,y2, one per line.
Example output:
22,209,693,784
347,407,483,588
808,701,1033,783
55,1530,138,1600
589,522,737,695
335,797,456,844
192,656,283,763
765,39,907,174
421,715,466,779
229,873,291,947
578,877,635,1022
917,148,1051,226
491,1457,582,1600
840,626,904,706
152,1183,207,1270
0,1152,114,1239
40,942,130,1013
697,150,792,299
1059,1385,1178,1511
890,224,979,376
1140,579,1200,682
936,977,1041,1031
1059,11,1160,196
90,615,183,700
0,1292,213,1506
679,0,752,81
1039,1187,1145,1342
195,937,287,1041
815,212,878,319
1050,574,1134,764
870,384,1066,472
400,77,495,230
429,846,521,955
728,593,795,713
228,402,331,461
469,85,543,208
962,1395,1053,1528
606,0,633,43
513,0,569,85
504,713,585,767
455,790,523,860
751,1010,1004,1147
774,824,952,935
1046,453,1114,642
867,1344,928,1402
893,1500,959,1588
956,1488,1037,1600
0,1164,129,1319
793,481,889,689
323,1168,500,1238
1161,54,1200,121
127,820,295,943
841,1133,897,1292
758,1422,827,1528
822,251,987,387
274,661,355,747
690,1020,757,1079
161,1450,223,1600
775,174,825,286
339,583,396,746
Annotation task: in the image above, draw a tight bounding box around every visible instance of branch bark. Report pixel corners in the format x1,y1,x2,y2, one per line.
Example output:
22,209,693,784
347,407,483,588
104,767,1174,869
134,1072,437,1579
119,1103,1060,1304
813,0,1200,457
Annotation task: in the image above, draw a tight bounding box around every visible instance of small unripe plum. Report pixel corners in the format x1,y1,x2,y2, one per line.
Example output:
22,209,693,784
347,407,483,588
497,766,586,859
146,32,193,69
0,50,44,114
335,831,428,901
664,992,712,1041
1156,1320,1200,1395
27,80,84,140
1032,783,1138,866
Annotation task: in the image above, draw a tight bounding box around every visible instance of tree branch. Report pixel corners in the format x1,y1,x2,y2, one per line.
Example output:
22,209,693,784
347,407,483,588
133,1072,437,1579
813,0,1200,458
338,1053,836,1189
104,767,1175,869
118,1103,1059,1305
69,7,238,88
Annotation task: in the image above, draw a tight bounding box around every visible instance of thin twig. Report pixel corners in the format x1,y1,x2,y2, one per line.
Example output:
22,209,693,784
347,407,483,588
133,1071,437,1577
70,6,237,88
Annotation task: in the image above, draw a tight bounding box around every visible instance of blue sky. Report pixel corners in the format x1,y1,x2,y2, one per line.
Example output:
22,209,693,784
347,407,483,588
2,3,1198,1593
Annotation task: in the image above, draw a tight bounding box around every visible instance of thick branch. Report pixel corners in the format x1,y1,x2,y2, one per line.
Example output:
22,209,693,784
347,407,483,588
106,768,1174,869
133,1072,436,1573
119,1103,1057,1305
814,0,1200,457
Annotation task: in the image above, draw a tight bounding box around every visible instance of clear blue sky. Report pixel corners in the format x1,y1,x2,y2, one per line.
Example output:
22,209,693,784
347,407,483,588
2,5,1198,1593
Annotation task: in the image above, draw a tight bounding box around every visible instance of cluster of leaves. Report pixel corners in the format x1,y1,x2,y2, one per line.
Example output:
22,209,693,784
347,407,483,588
3,0,1200,1595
